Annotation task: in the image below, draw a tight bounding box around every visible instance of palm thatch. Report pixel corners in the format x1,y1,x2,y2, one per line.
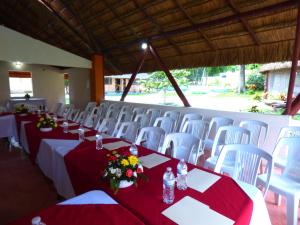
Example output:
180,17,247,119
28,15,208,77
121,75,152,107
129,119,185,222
0,0,299,75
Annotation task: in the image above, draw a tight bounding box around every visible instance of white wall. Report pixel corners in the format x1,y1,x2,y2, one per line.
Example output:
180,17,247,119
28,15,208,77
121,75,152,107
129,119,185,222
0,26,91,68
104,100,291,154
0,61,65,110
67,68,91,109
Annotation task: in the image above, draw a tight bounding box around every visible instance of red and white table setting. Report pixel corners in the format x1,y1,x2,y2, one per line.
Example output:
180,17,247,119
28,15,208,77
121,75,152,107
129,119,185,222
8,190,145,225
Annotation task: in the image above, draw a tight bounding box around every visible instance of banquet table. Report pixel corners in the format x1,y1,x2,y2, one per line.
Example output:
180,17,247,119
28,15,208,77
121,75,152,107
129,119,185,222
7,98,47,112
0,113,18,141
8,190,145,225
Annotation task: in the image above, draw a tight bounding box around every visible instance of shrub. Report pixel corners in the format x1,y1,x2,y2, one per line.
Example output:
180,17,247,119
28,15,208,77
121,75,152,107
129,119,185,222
246,74,265,91
253,94,262,101
248,105,260,113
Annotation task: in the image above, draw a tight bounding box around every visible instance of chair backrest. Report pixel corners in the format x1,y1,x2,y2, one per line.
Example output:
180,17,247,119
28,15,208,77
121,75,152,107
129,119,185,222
105,103,122,119
132,107,146,120
182,119,207,140
135,127,165,151
179,113,203,132
67,108,80,121
97,118,117,136
273,137,300,182
75,111,85,123
239,120,268,147
84,107,98,128
116,121,139,142
153,116,175,135
211,125,251,158
120,105,133,114
163,111,180,131
277,126,300,141
206,116,234,140
134,113,151,128
214,144,273,196
146,108,161,126
84,102,97,114
161,132,200,164
112,111,133,136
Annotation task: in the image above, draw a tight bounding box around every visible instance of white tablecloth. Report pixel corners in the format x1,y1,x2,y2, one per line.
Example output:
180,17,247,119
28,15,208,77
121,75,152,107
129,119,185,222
0,115,18,141
19,121,32,153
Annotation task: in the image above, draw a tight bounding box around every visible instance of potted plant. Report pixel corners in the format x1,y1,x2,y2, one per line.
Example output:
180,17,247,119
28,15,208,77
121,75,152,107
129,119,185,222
36,115,57,132
24,93,31,100
103,151,147,194
15,104,29,116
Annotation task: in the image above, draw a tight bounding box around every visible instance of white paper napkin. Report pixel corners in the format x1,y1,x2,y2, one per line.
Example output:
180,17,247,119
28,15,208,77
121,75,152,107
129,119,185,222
162,196,234,225
103,141,131,151
187,168,221,193
69,128,90,134
139,153,170,169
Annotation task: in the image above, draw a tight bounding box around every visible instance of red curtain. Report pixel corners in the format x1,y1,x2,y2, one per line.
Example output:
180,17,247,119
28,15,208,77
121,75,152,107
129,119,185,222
8,71,32,78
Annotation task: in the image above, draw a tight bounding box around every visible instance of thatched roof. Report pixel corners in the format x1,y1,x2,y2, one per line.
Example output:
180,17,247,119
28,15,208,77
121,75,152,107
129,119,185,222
260,61,300,73
0,0,299,75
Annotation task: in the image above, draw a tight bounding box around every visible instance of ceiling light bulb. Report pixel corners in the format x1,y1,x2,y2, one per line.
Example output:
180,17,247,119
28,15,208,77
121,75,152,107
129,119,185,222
13,61,23,69
141,42,148,50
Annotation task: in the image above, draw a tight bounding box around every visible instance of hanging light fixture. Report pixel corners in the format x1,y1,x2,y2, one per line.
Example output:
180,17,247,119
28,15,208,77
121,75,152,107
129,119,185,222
141,42,148,50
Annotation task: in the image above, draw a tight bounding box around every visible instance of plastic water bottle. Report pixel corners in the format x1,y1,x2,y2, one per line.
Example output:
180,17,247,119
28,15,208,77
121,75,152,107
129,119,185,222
62,121,68,133
129,144,138,156
96,133,103,150
176,159,188,190
31,216,46,225
78,128,85,142
163,167,175,204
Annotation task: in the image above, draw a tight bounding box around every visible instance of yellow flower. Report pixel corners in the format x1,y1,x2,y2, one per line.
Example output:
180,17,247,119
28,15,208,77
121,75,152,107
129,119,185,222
121,159,129,166
128,156,138,166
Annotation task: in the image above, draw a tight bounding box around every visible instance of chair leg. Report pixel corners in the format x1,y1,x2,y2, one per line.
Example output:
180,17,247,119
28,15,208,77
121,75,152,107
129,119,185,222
286,195,299,225
275,193,282,206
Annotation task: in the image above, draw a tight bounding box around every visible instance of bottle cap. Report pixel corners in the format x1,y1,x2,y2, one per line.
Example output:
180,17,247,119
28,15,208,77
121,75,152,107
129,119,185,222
167,167,172,172
31,216,41,225
180,159,185,162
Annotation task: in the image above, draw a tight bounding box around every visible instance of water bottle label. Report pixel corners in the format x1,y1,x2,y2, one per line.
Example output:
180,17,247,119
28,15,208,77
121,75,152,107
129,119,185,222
164,179,175,186
177,169,187,175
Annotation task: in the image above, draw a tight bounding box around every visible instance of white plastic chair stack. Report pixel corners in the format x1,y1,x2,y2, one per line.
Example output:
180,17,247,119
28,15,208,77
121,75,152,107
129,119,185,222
179,113,203,132
83,107,98,128
204,116,234,150
153,117,175,135
163,111,180,132
134,113,151,129
135,127,165,151
112,111,133,136
215,144,273,197
204,126,251,173
239,120,268,147
258,137,300,225
161,132,200,164
105,103,122,119
116,121,139,143
97,118,117,136
146,108,161,126
132,107,146,121
274,126,300,170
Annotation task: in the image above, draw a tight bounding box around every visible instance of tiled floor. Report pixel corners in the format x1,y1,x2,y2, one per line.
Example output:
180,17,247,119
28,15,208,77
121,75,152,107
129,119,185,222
0,140,299,225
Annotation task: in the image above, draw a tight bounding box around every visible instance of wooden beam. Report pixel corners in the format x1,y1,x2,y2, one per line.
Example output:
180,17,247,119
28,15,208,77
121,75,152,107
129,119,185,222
120,50,148,101
91,54,105,103
227,0,260,45
284,3,300,115
148,43,191,107
290,93,300,115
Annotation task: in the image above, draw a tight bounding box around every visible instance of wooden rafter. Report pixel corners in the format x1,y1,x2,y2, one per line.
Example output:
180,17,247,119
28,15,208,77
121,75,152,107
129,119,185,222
172,0,215,50
227,0,261,45
132,0,183,55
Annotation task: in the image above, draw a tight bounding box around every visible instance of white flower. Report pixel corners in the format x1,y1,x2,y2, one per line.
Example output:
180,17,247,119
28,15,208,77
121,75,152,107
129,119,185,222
133,172,137,177
116,168,122,178
138,164,144,173
104,171,108,177
109,168,116,174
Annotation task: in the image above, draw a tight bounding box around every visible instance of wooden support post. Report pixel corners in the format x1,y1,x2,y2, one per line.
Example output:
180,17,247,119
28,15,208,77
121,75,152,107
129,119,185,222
290,93,300,115
284,4,300,115
120,50,148,101
148,43,191,107
90,54,104,104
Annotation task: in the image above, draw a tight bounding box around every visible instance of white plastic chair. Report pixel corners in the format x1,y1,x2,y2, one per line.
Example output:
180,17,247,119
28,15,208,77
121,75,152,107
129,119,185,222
135,127,165,151
215,144,273,197
239,120,268,147
204,116,234,150
116,121,139,143
134,113,150,129
105,103,122,119
258,137,300,225
153,117,175,135
274,126,300,170
84,107,98,128
75,111,85,124
84,102,97,114
204,126,251,173
146,108,161,126
53,102,64,114
161,132,200,164
163,111,180,131
97,118,117,136
179,113,203,132
67,108,80,121
112,111,133,136
120,105,133,114
132,107,146,120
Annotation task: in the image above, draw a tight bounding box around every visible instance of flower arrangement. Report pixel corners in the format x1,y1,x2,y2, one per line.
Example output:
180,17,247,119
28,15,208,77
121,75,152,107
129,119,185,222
15,104,29,114
103,151,146,194
24,93,31,99
36,115,57,129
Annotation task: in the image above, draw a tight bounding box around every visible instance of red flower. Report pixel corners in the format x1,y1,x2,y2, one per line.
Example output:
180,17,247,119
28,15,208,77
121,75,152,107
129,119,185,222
126,169,133,178
137,167,143,174
109,155,117,161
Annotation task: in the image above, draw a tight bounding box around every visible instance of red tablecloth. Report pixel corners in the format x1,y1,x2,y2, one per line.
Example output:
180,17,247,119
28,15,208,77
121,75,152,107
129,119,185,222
15,114,37,137
24,121,96,163
64,140,253,225
0,112,12,117
8,204,144,225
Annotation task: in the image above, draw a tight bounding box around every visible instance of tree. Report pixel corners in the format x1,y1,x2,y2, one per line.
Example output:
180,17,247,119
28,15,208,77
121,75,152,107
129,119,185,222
239,65,246,93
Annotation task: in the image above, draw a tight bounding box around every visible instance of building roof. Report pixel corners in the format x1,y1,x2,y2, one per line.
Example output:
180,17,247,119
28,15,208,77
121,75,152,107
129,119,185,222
260,61,300,73
0,0,299,75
